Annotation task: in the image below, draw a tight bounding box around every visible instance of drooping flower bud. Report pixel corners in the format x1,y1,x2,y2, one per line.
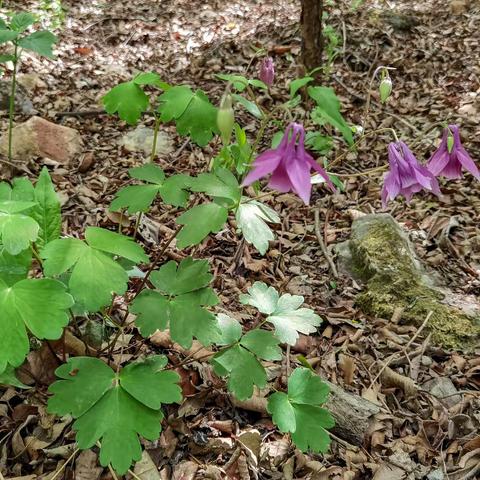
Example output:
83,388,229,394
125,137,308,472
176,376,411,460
217,93,235,145
259,57,275,87
379,75,392,103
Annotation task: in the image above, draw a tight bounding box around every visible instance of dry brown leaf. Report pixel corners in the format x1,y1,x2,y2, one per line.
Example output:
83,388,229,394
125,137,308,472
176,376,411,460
338,353,356,385
380,366,417,397
74,450,102,480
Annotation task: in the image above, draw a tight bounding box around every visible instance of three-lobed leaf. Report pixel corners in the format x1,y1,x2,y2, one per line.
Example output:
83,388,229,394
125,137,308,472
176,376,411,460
240,282,321,345
110,164,191,214
131,258,220,348
158,86,218,146
103,81,149,125
41,227,148,312
267,368,334,453
48,356,181,474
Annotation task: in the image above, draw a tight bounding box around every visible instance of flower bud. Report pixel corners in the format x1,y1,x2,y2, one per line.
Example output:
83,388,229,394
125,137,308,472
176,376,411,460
379,76,392,103
447,130,454,153
217,94,235,145
259,57,275,87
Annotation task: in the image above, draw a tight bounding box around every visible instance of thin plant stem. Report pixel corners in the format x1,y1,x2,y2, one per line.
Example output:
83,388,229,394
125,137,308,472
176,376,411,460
133,212,142,239
150,115,161,163
8,44,19,163
49,448,80,480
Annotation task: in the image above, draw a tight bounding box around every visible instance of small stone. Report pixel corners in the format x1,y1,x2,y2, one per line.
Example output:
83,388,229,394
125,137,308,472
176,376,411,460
0,116,83,164
423,377,461,408
121,125,173,158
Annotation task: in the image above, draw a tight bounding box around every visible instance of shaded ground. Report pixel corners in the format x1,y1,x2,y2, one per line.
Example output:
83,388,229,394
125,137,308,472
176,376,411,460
1,0,480,478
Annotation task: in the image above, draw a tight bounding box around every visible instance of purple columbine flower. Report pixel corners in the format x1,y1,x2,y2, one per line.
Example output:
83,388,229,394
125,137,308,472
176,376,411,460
259,57,275,86
427,125,480,180
242,123,333,204
382,141,441,208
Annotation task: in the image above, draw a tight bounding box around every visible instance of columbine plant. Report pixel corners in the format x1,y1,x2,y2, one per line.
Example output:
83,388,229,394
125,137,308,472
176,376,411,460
0,11,57,161
0,47,479,477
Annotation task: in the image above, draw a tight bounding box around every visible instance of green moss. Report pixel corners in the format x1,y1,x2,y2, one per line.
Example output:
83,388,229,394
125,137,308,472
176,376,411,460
348,215,480,350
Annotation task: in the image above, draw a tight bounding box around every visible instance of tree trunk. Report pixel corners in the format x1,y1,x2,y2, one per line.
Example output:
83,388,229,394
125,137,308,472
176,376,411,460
301,0,324,72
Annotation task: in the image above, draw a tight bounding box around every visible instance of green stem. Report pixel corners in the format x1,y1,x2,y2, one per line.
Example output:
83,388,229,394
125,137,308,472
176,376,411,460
31,244,43,268
8,44,19,163
133,212,142,239
150,115,161,163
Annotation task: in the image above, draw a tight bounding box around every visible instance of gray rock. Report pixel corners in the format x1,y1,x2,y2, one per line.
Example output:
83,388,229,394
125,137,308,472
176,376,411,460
423,377,461,408
121,126,173,157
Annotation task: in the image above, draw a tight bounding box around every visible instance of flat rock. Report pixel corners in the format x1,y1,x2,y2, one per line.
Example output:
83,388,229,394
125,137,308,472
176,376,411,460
423,377,461,408
0,116,83,164
120,125,173,157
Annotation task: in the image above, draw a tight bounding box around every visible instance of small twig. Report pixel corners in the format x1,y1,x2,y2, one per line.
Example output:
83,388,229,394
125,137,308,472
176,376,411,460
314,209,338,278
48,448,80,480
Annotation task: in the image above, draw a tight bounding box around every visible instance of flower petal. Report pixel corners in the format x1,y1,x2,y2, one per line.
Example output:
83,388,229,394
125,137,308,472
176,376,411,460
456,148,480,179
242,150,283,186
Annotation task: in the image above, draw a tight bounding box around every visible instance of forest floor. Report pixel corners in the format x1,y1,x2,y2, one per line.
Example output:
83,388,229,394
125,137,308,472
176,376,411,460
1,0,480,479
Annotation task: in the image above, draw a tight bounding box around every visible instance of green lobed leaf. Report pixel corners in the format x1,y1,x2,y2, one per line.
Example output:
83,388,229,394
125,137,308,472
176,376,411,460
17,30,58,58
236,199,280,255
267,368,334,453
240,329,282,361
131,258,220,348
0,201,39,255
0,365,29,388
0,277,73,372
103,81,149,125
31,167,61,249
212,344,267,400
133,72,168,89
175,202,228,249
308,86,353,146
48,356,180,475
216,313,242,345
110,164,191,214
42,229,148,312
189,168,241,204
158,86,218,146
239,281,279,315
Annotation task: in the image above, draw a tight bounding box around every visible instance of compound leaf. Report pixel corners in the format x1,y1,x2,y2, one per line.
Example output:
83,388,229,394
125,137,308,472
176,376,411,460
189,168,241,204
48,356,180,475
240,282,321,345
267,368,334,453
0,201,39,255
240,329,282,361
131,258,220,348
42,229,148,312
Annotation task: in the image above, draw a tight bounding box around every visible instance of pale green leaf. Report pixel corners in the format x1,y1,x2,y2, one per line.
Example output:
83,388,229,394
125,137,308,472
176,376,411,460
236,199,279,255
0,245,32,285
216,313,242,345
232,94,263,119
239,281,279,315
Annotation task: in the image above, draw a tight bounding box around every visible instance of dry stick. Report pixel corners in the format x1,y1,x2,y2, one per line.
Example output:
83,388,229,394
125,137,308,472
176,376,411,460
369,311,432,388
49,448,80,480
314,208,338,278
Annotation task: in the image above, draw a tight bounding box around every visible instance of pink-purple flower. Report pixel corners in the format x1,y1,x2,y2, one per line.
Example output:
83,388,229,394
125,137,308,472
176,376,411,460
382,141,440,208
259,57,275,87
242,123,333,205
427,125,479,180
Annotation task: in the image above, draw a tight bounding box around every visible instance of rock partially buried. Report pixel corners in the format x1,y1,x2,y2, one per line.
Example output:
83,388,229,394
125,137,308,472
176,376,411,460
336,214,480,350
121,125,173,158
0,116,83,164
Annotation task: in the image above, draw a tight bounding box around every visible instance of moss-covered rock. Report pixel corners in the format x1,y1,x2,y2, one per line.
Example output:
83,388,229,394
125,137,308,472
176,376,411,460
337,214,480,350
